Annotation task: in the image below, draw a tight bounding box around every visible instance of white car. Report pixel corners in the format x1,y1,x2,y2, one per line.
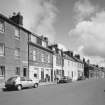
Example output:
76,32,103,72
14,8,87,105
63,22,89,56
5,76,39,91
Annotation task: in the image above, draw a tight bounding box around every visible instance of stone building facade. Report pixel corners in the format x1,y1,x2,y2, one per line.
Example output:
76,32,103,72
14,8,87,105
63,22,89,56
0,13,53,83
49,44,64,81
0,13,28,81
28,35,53,82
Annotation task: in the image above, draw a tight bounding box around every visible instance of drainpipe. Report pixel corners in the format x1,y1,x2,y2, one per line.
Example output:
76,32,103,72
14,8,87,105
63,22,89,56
61,50,64,77
28,33,29,79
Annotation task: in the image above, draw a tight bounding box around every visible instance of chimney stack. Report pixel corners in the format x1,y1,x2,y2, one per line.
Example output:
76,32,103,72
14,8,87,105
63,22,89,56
75,54,80,59
64,51,73,57
9,12,23,26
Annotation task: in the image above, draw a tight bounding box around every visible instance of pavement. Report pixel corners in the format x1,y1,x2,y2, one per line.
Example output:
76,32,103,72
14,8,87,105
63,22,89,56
39,82,57,86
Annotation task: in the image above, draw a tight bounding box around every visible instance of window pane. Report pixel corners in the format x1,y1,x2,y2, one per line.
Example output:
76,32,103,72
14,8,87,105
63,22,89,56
33,50,36,61
0,21,4,32
15,27,20,39
0,43,4,56
14,48,20,58
41,53,44,62
37,38,42,45
42,41,47,47
31,35,37,43
48,54,50,63
0,66,5,76
16,67,20,75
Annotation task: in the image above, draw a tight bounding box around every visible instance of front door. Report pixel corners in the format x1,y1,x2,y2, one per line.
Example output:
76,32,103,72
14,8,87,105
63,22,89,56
41,69,44,82
23,68,27,77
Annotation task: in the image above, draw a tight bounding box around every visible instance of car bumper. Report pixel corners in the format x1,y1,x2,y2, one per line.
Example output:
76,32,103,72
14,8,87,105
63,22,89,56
5,84,17,89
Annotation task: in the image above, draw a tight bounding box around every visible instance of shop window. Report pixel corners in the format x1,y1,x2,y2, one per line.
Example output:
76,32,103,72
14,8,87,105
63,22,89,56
0,66,5,76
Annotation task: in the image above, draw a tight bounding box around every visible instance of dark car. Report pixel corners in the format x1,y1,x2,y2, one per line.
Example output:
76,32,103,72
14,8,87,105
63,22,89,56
58,76,72,84
77,76,85,81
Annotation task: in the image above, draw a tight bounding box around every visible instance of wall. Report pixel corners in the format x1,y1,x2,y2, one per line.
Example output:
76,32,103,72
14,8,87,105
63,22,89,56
0,20,28,80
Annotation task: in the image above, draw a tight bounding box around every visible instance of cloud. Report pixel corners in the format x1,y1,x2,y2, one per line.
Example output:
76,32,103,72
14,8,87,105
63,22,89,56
74,0,97,21
69,0,105,66
88,56,105,67
69,11,105,58
18,0,57,42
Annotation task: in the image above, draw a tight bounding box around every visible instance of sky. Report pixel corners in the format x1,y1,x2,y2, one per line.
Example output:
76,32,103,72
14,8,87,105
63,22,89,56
0,0,105,67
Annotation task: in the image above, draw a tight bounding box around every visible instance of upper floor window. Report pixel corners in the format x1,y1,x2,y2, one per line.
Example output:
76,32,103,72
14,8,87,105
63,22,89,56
37,37,42,45
56,55,62,66
41,53,44,62
30,35,37,44
14,48,20,58
0,20,4,33
48,54,50,63
15,27,20,39
0,43,4,56
42,41,47,48
33,50,36,61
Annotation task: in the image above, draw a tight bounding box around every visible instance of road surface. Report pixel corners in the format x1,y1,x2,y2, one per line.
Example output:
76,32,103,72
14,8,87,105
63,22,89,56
0,78,105,105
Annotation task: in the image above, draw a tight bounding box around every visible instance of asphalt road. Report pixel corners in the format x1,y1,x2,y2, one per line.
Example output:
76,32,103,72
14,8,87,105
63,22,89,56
0,78,105,105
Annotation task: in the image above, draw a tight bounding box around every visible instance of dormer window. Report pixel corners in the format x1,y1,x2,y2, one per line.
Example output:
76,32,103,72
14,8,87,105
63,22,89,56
30,35,37,44
42,40,47,48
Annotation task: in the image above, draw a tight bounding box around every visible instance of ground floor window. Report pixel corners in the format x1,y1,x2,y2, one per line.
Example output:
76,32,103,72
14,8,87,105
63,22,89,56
0,66,5,76
34,73,37,78
45,74,50,82
56,69,63,77
16,67,20,75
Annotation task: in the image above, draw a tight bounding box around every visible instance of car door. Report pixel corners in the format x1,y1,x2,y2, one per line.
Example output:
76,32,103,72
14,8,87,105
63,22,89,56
26,79,33,87
20,77,28,88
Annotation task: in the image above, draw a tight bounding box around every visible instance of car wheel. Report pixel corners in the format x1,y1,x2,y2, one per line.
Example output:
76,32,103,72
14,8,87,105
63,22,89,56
17,85,22,91
34,83,38,88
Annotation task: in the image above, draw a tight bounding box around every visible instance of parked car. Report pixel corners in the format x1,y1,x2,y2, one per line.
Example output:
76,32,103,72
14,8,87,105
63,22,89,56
5,76,39,91
77,76,85,81
57,76,72,84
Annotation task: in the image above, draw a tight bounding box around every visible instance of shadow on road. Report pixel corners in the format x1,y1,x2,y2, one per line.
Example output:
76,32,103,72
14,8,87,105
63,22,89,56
2,87,33,92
